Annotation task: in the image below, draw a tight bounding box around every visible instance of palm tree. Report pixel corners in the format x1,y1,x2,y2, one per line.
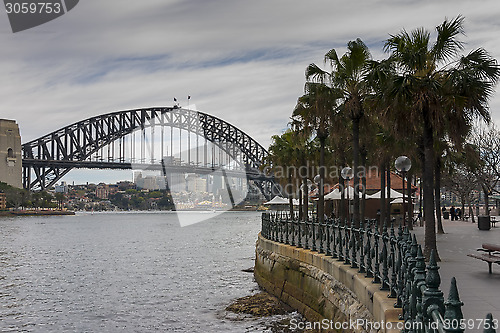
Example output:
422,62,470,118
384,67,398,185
381,15,500,258
306,39,372,226
267,129,303,216
292,82,340,222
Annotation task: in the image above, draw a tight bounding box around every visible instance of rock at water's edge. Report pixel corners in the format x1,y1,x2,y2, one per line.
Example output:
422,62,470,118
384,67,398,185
226,292,291,317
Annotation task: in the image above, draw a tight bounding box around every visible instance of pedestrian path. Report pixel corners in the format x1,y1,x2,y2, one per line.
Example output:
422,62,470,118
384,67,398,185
412,217,500,332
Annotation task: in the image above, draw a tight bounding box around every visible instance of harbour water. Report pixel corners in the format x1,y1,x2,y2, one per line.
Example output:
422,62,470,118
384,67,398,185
0,211,297,332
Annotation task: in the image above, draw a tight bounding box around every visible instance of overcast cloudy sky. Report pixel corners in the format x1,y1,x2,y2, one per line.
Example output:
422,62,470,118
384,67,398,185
2,0,500,183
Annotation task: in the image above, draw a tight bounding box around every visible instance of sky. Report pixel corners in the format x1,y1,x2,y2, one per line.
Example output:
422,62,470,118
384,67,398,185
2,0,500,184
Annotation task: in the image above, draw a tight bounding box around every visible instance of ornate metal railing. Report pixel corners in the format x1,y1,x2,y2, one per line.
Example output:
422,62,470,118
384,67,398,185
261,212,497,333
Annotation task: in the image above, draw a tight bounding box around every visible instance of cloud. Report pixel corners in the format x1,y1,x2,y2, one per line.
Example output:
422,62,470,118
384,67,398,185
2,0,500,184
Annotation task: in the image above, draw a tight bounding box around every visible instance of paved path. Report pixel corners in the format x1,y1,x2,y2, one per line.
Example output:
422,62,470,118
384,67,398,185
412,217,500,332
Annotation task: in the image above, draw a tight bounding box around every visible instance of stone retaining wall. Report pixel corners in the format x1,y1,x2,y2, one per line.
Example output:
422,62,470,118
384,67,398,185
254,233,402,333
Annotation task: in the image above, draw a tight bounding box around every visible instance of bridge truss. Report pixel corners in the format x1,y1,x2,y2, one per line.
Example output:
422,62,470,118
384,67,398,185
22,107,280,199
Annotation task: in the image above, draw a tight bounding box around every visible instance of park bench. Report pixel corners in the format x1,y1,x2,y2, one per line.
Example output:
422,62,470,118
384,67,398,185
467,243,500,274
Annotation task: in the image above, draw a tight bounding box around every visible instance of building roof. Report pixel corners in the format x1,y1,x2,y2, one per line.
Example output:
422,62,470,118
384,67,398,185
342,171,417,191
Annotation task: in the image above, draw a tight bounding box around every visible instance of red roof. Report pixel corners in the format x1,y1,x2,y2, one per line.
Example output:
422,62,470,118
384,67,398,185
331,171,417,192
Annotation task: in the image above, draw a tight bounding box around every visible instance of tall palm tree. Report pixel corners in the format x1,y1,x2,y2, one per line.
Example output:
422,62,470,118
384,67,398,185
382,15,500,259
306,39,372,227
267,130,300,216
288,117,316,221
293,82,340,223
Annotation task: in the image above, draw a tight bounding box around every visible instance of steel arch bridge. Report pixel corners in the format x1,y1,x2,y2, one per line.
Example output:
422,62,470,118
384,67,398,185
22,107,280,199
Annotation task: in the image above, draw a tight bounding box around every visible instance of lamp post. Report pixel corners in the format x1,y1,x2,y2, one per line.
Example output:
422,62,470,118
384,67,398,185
341,167,353,223
395,156,412,226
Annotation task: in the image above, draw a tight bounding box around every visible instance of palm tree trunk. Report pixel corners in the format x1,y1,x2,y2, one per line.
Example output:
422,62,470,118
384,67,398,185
435,156,445,234
340,177,345,222
361,175,367,223
298,187,303,221
386,164,391,229
423,108,439,261
360,148,367,224
303,177,308,221
407,171,413,230
318,137,326,223
288,173,294,217
418,139,425,227
352,118,360,227
380,163,386,228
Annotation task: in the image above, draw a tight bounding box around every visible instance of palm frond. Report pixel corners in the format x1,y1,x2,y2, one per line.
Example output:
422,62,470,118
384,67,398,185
432,15,465,63
305,63,329,83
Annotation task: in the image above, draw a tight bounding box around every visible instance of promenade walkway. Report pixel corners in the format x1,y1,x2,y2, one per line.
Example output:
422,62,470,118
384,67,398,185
412,217,500,332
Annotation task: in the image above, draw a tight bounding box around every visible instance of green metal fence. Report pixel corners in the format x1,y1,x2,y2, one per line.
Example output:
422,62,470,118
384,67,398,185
261,212,497,333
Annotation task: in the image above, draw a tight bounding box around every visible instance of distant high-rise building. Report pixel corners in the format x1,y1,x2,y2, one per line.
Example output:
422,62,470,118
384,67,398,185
186,174,207,193
165,173,186,192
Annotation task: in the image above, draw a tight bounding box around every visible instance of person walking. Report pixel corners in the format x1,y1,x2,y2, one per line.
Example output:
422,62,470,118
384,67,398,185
456,207,462,220
442,206,448,220
450,206,456,221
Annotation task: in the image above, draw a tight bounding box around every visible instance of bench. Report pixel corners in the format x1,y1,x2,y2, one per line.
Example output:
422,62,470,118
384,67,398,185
467,243,500,274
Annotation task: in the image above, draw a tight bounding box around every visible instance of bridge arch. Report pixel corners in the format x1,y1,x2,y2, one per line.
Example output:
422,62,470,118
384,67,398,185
22,107,279,198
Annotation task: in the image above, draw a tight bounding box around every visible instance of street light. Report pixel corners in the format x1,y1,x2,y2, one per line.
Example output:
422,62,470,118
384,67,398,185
341,167,353,222
395,156,412,226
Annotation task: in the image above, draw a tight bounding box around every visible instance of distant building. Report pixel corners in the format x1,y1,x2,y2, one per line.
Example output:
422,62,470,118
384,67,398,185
186,174,207,193
55,181,68,193
134,172,166,190
165,173,186,192
96,183,110,199
117,181,136,191
0,192,6,210
0,119,22,188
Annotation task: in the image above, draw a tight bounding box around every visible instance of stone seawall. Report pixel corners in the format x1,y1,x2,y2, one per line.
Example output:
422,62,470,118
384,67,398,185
254,233,402,333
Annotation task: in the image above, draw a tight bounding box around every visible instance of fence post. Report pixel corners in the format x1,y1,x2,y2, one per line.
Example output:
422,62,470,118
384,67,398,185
443,277,464,333
359,221,366,273
365,221,373,278
331,220,338,258
326,221,331,256
372,226,381,284
422,250,445,329
380,223,390,290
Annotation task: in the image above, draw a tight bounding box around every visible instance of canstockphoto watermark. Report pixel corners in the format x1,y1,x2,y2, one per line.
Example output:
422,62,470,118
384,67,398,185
289,318,499,331
4,0,79,33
